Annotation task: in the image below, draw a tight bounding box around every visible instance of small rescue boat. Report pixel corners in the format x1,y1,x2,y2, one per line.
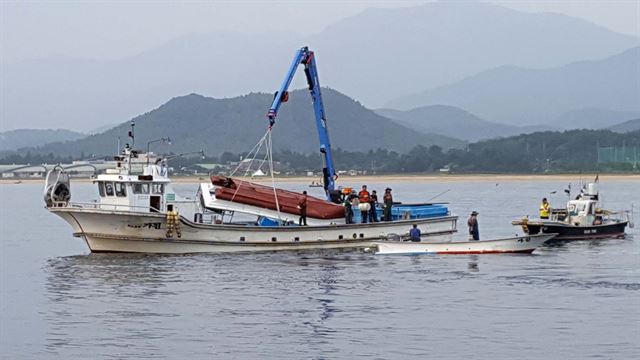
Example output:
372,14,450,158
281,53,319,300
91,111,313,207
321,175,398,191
512,181,631,241
373,233,556,255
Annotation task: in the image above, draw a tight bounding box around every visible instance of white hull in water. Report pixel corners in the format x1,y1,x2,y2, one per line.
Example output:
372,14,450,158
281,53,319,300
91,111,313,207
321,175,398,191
374,233,556,255
50,207,457,254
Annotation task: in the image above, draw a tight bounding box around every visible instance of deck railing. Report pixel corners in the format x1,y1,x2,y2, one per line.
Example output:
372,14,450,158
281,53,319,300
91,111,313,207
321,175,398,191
53,201,162,213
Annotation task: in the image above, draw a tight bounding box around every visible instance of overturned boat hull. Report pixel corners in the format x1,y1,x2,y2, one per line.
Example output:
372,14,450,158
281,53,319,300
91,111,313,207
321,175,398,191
374,233,556,255
211,176,344,220
50,207,458,253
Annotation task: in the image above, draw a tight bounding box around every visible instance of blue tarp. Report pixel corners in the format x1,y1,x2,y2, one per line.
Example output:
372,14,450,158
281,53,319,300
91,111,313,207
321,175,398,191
257,203,449,226
352,203,449,221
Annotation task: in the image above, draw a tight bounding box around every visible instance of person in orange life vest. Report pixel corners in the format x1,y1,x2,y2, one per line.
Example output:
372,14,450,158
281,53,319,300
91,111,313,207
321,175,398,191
358,185,371,223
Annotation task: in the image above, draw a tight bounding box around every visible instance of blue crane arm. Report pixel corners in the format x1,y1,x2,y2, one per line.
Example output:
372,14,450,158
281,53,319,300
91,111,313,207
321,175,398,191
267,46,337,199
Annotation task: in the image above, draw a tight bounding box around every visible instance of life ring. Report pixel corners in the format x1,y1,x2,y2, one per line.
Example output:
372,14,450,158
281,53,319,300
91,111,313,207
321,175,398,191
568,204,576,212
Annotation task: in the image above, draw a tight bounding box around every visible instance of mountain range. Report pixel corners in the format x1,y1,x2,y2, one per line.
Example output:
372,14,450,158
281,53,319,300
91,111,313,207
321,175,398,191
2,2,638,131
550,108,640,130
388,47,640,127
608,119,640,133
0,129,85,152
375,105,559,142
18,89,464,158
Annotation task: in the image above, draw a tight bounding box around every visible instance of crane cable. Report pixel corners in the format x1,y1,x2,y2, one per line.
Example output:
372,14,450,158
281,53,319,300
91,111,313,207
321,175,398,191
228,129,269,202
266,129,282,221
225,128,282,222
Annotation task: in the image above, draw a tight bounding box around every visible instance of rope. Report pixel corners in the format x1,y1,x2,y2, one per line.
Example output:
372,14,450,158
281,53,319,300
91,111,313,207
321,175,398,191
229,130,269,177
218,127,282,222
227,129,270,202
267,129,282,221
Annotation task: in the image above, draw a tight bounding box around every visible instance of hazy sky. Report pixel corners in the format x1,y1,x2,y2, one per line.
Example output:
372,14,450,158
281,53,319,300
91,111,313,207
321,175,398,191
1,0,638,63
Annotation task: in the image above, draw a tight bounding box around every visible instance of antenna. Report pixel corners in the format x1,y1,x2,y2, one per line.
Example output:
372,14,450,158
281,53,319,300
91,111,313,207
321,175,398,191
128,121,135,148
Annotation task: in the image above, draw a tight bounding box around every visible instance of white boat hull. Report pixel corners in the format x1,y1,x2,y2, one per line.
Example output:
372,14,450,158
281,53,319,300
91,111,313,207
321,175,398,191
374,233,556,255
50,207,457,253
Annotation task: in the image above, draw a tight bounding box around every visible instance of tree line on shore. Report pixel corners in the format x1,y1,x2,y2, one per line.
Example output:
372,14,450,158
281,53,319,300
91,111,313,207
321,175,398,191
1,129,638,173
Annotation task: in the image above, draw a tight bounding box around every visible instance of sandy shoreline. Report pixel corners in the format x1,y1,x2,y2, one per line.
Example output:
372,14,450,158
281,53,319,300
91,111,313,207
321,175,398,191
3,173,639,185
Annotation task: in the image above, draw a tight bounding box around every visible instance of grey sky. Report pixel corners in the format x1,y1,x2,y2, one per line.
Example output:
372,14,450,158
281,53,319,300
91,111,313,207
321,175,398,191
1,0,638,63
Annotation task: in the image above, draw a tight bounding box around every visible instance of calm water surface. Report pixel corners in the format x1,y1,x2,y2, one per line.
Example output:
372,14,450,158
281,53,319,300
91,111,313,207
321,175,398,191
1,179,639,359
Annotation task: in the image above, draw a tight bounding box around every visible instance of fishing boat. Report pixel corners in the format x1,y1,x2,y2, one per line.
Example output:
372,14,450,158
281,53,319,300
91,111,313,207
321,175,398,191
512,180,632,241
374,233,556,255
43,149,457,253
43,46,458,253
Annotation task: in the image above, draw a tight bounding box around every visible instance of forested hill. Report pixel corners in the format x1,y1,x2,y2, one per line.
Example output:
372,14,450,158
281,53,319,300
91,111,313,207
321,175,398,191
0,129,85,151
3,128,637,174
262,129,640,173
16,88,463,157
450,129,640,172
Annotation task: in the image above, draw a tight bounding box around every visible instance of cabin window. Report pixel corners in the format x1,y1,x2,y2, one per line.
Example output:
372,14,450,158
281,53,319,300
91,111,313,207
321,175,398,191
152,183,164,194
98,182,105,197
115,182,126,197
104,182,114,196
132,183,149,194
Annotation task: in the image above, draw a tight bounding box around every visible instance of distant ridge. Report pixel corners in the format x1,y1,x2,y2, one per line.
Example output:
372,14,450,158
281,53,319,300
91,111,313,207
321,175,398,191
551,108,640,130
375,105,551,142
18,88,465,158
3,1,638,131
0,129,85,151
609,118,640,133
388,47,640,127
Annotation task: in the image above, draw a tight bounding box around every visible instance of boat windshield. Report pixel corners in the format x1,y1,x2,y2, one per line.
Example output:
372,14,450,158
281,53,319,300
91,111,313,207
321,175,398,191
105,182,114,196
132,183,150,194
151,183,164,194
115,182,126,197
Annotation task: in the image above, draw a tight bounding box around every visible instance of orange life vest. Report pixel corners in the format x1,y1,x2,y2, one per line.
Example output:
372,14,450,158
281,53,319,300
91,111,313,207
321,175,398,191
358,190,370,203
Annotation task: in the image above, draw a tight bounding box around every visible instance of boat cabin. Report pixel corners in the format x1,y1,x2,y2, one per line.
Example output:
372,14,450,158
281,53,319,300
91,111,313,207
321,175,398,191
564,199,598,226
92,150,175,213
553,182,603,226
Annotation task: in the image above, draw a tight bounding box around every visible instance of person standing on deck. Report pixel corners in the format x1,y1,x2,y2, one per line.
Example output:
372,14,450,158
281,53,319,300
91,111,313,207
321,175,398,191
344,193,355,224
468,211,479,240
358,185,371,223
369,190,379,223
539,198,551,220
298,191,308,226
383,188,393,221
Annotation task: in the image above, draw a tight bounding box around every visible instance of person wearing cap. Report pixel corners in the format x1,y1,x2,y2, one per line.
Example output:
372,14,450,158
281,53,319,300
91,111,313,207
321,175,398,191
539,198,551,219
368,190,379,223
468,211,479,240
298,191,308,226
383,188,393,221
